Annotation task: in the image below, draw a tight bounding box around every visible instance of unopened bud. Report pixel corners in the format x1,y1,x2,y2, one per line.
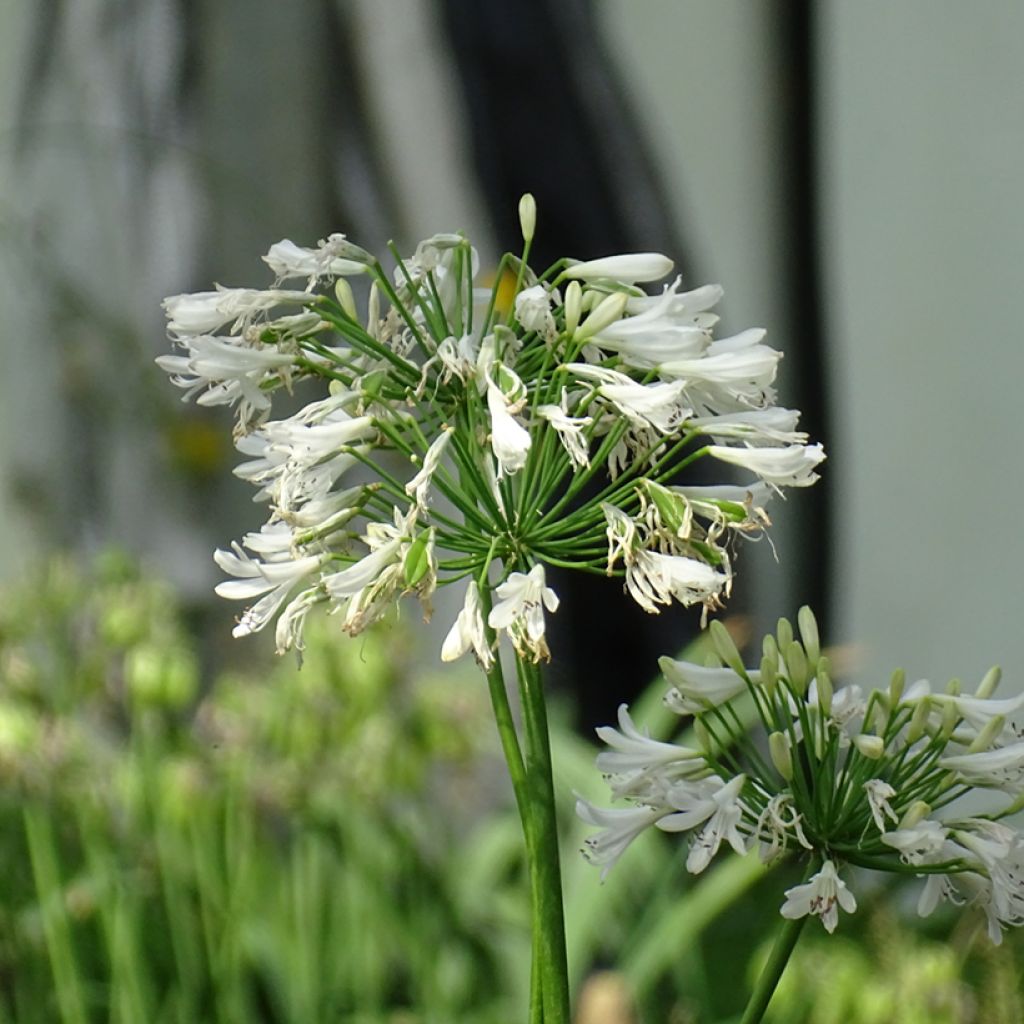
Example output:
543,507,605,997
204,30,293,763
945,677,962,697
403,530,434,589
759,654,778,697
968,714,1006,753
940,700,958,740
563,281,582,336
335,278,358,320
762,634,780,673
816,664,833,716
899,800,931,830
710,619,746,678
853,734,884,760
776,617,793,653
785,641,809,695
975,665,1002,700
518,193,537,244
797,606,820,666
870,693,891,733
562,252,673,284
906,697,932,744
576,292,628,341
889,668,906,706
769,731,794,781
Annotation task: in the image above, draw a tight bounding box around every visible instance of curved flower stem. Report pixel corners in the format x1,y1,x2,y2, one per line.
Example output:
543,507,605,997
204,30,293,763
516,654,571,1024
739,858,818,1024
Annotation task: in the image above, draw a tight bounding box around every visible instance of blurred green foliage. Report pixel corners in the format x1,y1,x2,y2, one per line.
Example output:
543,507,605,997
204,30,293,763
0,553,1020,1023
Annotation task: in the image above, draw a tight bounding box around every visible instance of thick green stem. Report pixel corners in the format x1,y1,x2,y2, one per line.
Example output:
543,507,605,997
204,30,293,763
516,655,571,1024
739,859,817,1024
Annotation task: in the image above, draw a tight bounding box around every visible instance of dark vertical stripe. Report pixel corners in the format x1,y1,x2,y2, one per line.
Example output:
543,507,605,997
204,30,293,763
773,3,833,635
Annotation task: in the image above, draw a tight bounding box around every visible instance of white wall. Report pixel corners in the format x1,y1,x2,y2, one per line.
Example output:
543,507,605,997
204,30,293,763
603,1,1024,690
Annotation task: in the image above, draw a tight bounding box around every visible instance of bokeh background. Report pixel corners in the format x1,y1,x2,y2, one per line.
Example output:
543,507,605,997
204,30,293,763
0,3,1022,1021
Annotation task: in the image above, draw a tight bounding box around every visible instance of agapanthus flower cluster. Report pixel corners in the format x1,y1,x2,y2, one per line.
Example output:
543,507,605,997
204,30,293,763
578,609,1024,943
158,197,823,663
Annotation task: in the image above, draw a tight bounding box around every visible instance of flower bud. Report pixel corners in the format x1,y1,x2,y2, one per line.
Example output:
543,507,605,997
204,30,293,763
899,800,931,829
906,697,932,744
776,617,793,653
853,734,884,760
968,714,1006,753
784,641,809,695
816,663,833,716
797,606,820,666
710,619,746,679
939,699,958,740
888,668,906,706
335,278,358,320
945,677,962,697
562,252,673,284
575,292,628,341
403,529,435,590
518,193,537,244
563,281,582,336
759,654,778,697
769,731,794,781
975,665,1002,700
762,633,780,673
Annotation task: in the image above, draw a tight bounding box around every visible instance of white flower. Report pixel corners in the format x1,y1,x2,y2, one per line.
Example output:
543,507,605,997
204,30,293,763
625,549,728,615
576,799,670,880
659,658,756,714
940,740,1024,791
657,774,749,874
405,429,453,510
689,408,807,446
441,581,494,670
262,234,369,286
567,364,691,435
213,526,326,638
486,377,532,477
780,860,857,933
536,389,592,469
706,443,826,489
956,821,1024,935
487,563,559,661
156,335,294,424
863,779,899,831
163,286,311,337
514,284,557,336
755,793,813,863
880,819,967,918
594,704,704,798
659,330,782,409
563,252,674,284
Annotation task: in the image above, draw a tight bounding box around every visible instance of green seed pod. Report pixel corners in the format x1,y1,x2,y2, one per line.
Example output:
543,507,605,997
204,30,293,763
403,531,433,589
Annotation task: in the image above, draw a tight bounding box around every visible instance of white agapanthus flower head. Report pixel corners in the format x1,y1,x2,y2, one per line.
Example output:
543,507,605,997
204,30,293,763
579,608,1024,942
159,197,823,664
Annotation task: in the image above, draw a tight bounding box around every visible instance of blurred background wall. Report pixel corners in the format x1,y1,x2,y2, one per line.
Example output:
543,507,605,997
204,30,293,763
0,0,1021,702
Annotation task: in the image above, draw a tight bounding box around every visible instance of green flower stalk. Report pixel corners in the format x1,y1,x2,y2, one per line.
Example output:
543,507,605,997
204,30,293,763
579,609,1024,1021
159,198,823,1021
